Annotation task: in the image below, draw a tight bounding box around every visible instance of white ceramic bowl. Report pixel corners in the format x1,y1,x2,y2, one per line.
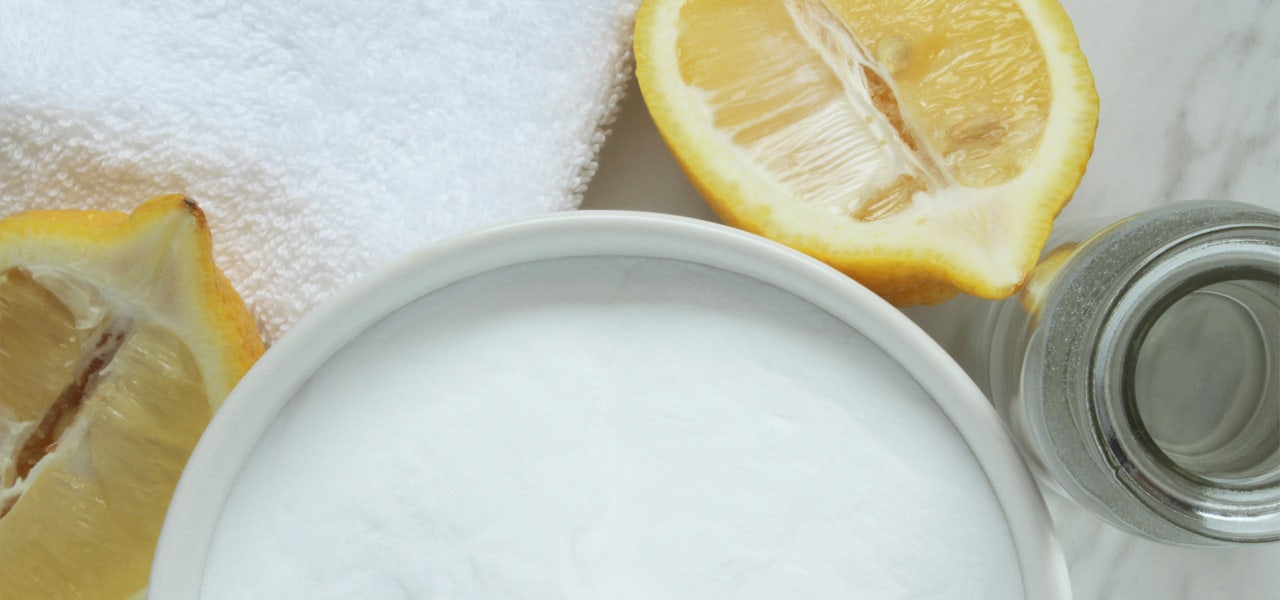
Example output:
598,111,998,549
151,211,1071,599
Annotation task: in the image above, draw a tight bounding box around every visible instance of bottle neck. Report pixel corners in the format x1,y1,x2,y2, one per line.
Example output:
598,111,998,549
1030,201,1280,544
1091,220,1280,543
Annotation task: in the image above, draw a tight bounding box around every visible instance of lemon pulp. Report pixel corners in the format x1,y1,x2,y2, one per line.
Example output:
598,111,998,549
0,267,212,599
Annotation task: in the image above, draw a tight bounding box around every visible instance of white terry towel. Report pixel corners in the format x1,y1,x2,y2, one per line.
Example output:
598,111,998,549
0,1,641,343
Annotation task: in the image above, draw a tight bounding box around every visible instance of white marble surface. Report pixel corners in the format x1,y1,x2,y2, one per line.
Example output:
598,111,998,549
582,0,1280,597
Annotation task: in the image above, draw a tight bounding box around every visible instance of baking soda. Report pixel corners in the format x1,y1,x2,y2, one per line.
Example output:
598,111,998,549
201,257,1022,599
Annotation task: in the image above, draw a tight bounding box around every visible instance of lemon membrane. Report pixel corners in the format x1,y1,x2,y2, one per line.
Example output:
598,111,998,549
200,256,1022,599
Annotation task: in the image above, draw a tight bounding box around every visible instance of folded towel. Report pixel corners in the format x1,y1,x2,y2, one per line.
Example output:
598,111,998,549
0,0,641,342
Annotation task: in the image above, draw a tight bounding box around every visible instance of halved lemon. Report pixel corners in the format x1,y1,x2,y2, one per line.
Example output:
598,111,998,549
635,0,1099,304
0,195,264,599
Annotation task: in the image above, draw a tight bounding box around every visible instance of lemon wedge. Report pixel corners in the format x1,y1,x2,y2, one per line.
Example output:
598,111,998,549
0,195,263,599
636,0,1099,303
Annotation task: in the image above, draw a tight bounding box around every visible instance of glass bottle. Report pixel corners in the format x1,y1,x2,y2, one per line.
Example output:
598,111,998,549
961,200,1280,545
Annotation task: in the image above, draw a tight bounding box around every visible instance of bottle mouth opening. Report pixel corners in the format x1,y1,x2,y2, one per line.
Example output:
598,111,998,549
1094,224,1280,543
1128,274,1279,489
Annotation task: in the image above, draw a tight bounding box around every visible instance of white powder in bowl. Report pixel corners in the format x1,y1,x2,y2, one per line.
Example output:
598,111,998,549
201,257,1023,599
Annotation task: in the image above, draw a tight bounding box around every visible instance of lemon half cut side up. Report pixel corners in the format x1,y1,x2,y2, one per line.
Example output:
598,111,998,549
636,0,1099,304
0,195,264,600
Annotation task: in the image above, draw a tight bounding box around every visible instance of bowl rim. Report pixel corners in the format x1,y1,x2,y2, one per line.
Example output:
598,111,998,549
151,209,1071,599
